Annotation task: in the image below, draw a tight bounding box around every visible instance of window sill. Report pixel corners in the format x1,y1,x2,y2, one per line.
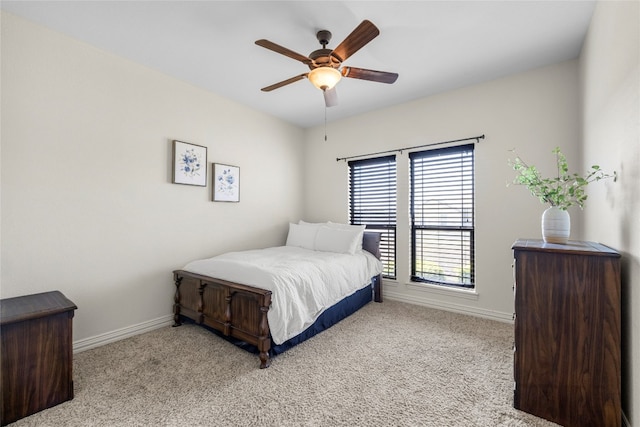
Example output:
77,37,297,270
406,281,479,300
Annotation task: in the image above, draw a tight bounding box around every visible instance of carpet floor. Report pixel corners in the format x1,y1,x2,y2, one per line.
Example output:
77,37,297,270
8,300,558,426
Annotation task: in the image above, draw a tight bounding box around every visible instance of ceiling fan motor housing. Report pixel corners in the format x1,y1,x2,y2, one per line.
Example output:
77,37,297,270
309,30,340,70
308,49,340,69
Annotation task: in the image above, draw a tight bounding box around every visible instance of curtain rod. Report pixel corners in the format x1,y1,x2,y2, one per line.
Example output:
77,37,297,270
336,134,485,162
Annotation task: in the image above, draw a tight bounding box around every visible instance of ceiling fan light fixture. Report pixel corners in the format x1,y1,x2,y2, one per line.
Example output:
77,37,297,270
308,67,341,91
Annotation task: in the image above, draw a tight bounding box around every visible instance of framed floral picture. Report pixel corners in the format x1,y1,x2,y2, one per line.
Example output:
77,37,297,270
213,163,240,202
172,140,207,186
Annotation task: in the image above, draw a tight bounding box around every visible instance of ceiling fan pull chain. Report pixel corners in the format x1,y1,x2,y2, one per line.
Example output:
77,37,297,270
324,105,328,141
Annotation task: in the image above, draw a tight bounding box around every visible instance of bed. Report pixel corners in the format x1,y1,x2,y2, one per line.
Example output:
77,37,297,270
172,222,383,368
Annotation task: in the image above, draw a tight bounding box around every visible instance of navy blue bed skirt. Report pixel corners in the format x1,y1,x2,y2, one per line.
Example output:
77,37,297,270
183,282,374,357
271,282,373,355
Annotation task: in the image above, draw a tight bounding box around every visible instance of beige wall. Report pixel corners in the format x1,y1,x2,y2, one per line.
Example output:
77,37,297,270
303,60,582,321
580,1,639,425
0,12,305,348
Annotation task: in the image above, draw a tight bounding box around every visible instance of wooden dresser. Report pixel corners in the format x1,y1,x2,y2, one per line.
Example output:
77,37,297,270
1,291,77,426
512,239,621,427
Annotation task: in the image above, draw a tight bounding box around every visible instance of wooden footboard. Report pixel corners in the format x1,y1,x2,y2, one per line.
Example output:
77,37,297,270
172,270,273,368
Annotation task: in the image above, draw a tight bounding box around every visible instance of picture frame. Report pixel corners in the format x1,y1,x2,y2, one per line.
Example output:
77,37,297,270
213,163,240,202
172,140,207,186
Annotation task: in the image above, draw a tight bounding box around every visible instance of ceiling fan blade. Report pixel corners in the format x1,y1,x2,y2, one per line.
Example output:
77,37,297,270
341,66,398,84
323,87,338,107
261,73,308,92
255,39,312,64
331,20,380,62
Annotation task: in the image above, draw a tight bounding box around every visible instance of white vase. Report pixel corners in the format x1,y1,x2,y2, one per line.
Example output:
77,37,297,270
541,206,570,244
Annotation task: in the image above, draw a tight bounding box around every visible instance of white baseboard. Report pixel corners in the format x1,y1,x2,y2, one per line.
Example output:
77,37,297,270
73,314,174,353
383,289,514,324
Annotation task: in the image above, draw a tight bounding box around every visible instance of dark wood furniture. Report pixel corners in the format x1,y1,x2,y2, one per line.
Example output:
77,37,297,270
1,291,77,426
512,239,621,427
173,232,382,369
173,273,273,367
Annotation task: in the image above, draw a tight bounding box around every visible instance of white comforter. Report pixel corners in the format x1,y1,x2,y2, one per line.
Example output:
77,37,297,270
182,246,383,344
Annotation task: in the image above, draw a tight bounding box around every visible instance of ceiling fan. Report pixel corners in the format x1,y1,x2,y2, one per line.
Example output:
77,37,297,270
255,20,398,107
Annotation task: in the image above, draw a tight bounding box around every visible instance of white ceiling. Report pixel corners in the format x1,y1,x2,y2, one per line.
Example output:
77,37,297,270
1,1,596,128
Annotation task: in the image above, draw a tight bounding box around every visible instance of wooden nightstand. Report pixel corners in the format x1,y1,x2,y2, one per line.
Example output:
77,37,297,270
1,291,77,425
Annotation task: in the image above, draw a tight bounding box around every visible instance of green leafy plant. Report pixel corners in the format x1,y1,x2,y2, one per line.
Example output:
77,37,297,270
509,147,616,210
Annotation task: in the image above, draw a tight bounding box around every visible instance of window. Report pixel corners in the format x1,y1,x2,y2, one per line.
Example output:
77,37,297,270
410,144,475,288
349,155,397,279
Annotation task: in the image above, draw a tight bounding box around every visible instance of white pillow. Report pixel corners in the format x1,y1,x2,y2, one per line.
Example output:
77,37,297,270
285,223,318,250
298,220,324,227
327,222,366,251
314,225,363,254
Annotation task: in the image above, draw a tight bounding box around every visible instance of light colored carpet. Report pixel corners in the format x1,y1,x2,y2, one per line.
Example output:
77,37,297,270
9,300,558,426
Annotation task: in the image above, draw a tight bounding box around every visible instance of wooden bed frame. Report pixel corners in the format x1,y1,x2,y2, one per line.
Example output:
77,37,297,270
172,232,382,368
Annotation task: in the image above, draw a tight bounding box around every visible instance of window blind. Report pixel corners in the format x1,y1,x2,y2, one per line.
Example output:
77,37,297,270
349,155,397,279
410,145,475,288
